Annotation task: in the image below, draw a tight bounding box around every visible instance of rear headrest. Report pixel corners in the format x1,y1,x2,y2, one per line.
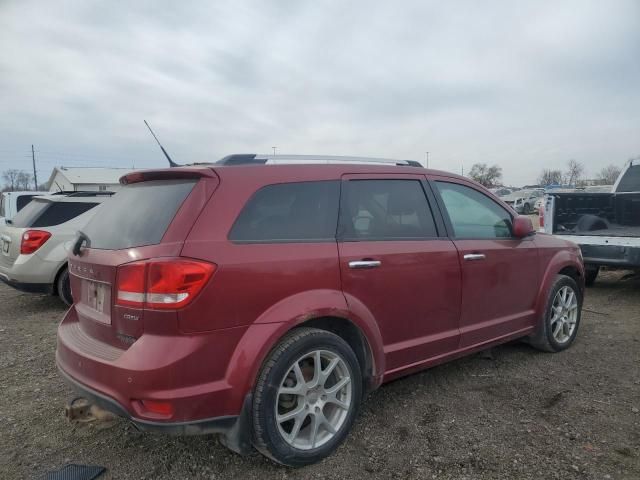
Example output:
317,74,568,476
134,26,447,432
387,192,416,215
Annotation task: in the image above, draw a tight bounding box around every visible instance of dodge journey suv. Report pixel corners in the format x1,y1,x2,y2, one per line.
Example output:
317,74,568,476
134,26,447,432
57,155,585,466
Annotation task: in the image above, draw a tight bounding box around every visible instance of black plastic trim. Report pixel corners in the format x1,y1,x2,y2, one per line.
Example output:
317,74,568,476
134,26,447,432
580,244,640,268
0,275,52,294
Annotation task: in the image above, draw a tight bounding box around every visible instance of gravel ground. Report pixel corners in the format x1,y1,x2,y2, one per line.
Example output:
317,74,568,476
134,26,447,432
1,269,639,480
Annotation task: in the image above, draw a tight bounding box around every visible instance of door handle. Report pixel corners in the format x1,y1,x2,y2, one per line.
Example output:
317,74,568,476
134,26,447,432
349,260,382,269
463,253,486,261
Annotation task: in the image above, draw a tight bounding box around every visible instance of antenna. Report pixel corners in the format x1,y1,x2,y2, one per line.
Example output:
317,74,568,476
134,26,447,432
144,120,180,167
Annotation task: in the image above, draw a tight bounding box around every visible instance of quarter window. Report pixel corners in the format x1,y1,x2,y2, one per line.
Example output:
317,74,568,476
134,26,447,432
229,181,340,242
340,179,437,240
436,182,512,239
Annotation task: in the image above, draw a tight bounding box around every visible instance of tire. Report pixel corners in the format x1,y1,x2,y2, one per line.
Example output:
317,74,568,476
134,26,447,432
252,327,362,467
585,266,599,287
528,275,582,352
56,267,73,306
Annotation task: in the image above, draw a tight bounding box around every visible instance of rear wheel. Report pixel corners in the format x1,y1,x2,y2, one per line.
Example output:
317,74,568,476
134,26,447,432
252,328,362,466
529,275,582,352
56,267,73,306
585,266,599,287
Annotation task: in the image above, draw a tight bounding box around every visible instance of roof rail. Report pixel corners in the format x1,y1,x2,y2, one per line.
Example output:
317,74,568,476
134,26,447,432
215,154,422,167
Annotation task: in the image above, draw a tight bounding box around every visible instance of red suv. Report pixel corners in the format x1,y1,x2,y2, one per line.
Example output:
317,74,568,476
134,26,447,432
56,155,585,466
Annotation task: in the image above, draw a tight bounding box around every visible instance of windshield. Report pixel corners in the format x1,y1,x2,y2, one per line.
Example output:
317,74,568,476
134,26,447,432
83,179,196,250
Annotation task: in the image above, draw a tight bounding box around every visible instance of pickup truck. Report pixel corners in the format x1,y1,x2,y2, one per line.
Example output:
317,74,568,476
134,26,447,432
0,191,40,225
541,158,640,285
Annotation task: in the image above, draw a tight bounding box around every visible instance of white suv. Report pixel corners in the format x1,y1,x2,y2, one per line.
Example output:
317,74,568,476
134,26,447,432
0,192,113,305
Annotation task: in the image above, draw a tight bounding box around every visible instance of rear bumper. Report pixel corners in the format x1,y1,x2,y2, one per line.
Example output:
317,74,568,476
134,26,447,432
56,306,256,452
0,272,53,294
580,244,640,268
58,365,238,435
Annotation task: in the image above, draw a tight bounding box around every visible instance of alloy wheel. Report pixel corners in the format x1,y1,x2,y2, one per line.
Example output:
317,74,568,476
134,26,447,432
275,350,352,450
550,286,579,344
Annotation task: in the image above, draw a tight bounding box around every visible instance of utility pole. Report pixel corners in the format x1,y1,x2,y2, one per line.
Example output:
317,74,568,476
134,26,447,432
425,151,430,169
272,146,277,157
31,145,38,190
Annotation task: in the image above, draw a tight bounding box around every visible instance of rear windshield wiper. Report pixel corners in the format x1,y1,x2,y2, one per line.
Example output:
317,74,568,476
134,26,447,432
72,231,90,256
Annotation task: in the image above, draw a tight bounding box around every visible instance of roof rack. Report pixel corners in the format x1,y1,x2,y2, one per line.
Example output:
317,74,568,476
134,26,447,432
215,154,423,167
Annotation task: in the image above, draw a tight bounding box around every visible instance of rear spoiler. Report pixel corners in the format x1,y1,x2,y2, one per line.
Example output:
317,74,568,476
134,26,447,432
120,167,217,185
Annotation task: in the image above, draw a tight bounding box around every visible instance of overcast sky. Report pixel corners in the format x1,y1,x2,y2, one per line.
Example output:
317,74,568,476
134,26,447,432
0,0,639,185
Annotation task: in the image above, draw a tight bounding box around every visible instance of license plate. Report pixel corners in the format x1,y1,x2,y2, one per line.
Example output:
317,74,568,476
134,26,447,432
87,281,106,313
1,240,9,255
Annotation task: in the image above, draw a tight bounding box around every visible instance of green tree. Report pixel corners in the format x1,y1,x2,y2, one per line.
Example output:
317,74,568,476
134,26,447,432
468,163,503,188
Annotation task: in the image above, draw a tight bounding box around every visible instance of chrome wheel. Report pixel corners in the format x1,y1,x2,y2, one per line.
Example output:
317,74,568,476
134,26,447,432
275,350,352,450
550,285,578,344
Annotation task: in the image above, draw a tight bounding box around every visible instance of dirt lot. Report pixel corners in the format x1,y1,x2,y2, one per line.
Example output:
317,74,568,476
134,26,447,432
1,270,639,480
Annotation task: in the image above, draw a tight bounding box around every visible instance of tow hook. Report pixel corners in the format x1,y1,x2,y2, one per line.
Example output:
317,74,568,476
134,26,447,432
65,397,117,424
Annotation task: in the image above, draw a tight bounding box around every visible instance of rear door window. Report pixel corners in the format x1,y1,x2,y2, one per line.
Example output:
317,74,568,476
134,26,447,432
83,179,196,249
340,179,438,240
229,181,340,242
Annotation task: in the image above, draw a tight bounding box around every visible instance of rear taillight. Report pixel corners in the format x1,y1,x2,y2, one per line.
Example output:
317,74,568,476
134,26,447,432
539,207,545,228
20,230,51,254
116,258,215,310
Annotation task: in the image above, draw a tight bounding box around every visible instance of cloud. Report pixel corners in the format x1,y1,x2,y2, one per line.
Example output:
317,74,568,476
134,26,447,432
0,0,638,185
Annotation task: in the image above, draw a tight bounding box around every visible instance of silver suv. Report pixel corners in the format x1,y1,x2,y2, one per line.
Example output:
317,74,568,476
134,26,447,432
0,192,113,305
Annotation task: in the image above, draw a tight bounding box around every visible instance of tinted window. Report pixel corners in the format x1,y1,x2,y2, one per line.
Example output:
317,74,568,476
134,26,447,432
436,182,512,239
229,181,339,242
340,180,437,240
11,200,97,228
83,179,196,250
16,195,36,211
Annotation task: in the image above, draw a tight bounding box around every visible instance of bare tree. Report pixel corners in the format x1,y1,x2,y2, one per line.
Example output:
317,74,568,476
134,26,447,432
2,169,21,191
468,163,503,188
16,171,33,191
538,169,563,186
565,159,584,186
596,165,622,185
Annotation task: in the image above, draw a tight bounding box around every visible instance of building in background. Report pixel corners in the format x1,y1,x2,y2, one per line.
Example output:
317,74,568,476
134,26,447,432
46,167,136,192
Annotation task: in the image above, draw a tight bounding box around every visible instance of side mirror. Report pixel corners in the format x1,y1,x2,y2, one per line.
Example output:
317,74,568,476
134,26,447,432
513,215,534,238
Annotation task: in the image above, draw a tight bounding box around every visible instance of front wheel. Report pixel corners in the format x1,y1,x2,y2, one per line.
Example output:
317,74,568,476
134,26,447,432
528,275,582,352
252,328,362,466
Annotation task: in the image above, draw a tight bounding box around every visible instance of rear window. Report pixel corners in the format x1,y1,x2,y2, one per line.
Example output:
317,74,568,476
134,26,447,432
11,200,98,228
16,195,36,211
83,179,196,250
229,181,340,242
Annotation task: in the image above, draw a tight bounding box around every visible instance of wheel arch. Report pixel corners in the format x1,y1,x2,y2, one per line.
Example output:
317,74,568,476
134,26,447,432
535,251,585,318
223,290,385,412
